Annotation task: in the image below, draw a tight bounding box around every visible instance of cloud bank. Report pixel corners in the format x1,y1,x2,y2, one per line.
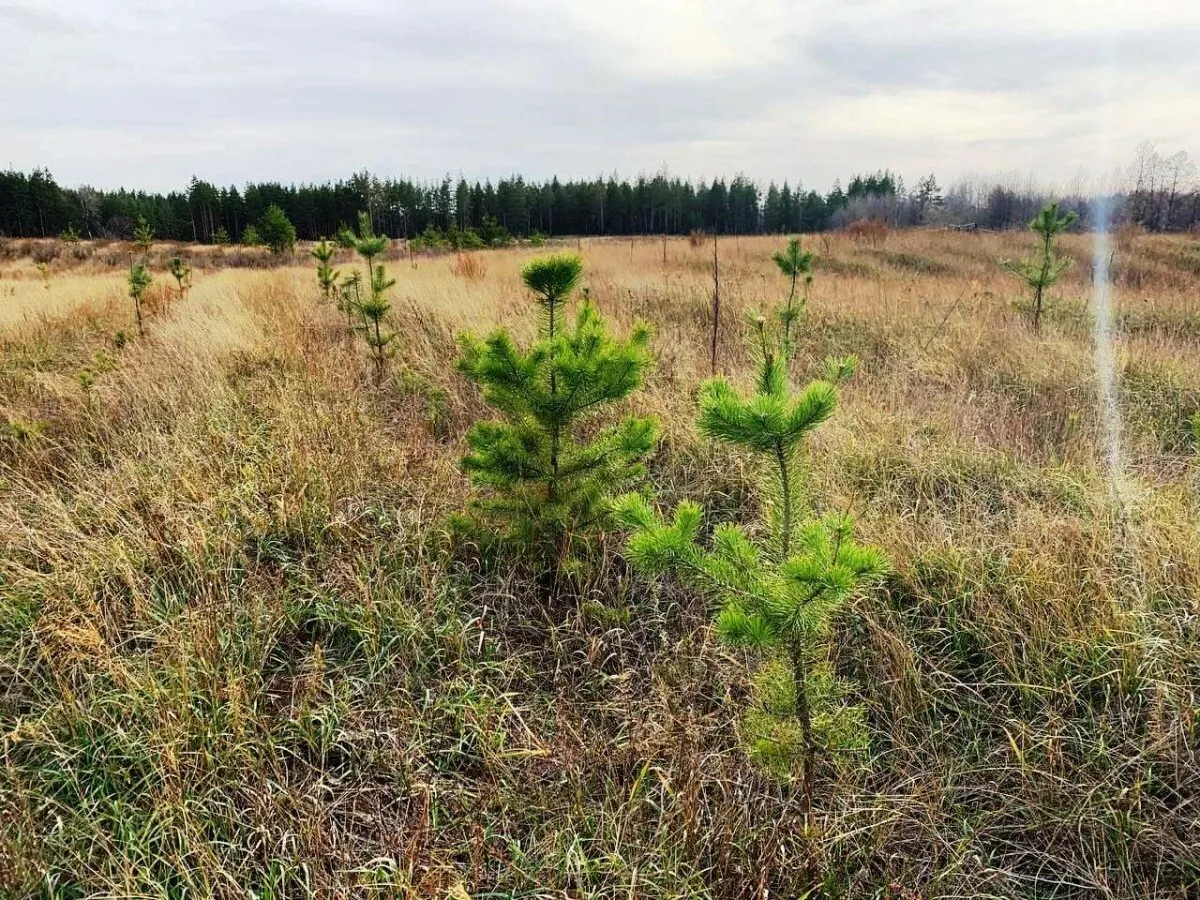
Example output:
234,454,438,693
2,0,1197,190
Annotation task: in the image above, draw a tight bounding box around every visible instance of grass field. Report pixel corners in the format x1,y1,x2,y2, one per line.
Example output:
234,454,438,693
3,229,1200,898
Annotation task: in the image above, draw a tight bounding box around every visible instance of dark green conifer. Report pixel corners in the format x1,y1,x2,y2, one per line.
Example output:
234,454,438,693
457,253,657,578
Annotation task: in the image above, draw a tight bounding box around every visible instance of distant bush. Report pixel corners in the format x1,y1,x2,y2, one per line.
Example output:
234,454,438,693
846,218,887,248
241,225,262,247
258,205,297,255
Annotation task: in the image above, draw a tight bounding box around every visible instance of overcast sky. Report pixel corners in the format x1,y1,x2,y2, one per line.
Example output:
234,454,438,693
2,0,1198,192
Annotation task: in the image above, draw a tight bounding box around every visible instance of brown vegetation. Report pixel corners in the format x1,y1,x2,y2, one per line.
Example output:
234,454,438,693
2,231,1200,897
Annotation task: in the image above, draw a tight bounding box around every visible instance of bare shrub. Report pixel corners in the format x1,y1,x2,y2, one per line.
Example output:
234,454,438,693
31,242,62,265
847,218,888,248
688,228,707,248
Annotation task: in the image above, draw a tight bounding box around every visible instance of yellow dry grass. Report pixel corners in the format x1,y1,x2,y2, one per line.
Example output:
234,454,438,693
2,230,1200,897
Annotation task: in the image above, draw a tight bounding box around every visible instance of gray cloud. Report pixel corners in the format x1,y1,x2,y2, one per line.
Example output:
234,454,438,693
0,2,74,33
807,28,1200,94
1,0,1197,192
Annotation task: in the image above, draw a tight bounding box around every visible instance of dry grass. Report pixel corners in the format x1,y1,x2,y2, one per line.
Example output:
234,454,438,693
2,231,1200,898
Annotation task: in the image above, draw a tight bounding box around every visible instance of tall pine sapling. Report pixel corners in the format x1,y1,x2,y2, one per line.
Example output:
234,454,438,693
311,239,339,303
615,299,883,827
1002,201,1078,331
457,253,657,580
355,263,398,382
128,260,152,337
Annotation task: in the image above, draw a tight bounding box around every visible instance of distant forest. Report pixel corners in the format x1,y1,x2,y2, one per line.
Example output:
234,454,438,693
2,144,1196,242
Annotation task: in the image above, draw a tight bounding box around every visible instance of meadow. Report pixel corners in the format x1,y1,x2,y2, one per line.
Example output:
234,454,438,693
2,227,1200,898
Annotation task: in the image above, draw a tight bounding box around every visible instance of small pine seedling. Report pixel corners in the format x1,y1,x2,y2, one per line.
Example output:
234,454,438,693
168,256,192,302
1002,201,1078,331
311,239,339,303
128,260,152,336
615,294,884,827
35,261,50,288
457,253,657,584
77,367,95,411
60,224,81,245
339,270,363,330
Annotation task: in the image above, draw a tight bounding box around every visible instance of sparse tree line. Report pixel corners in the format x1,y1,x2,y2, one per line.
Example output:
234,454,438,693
4,143,1196,244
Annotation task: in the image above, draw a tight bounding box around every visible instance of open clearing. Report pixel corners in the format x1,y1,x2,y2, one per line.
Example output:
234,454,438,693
3,230,1200,898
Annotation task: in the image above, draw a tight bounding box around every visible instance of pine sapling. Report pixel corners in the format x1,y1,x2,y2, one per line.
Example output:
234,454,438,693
616,300,884,829
457,253,658,582
772,237,815,351
350,211,388,271
133,215,154,257
1002,201,1078,331
128,259,152,337
355,263,398,382
168,256,191,303
311,239,339,303
339,271,363,330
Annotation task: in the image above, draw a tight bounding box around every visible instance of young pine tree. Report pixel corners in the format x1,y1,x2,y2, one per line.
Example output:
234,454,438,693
350,211,388,270
772,237,815,347
128,260,152,337
133,216,154,256
615,304,884,826
311,239,339,303
457,254,657,579
1003,201,1078,331
355,264,398,382
168,255,191,302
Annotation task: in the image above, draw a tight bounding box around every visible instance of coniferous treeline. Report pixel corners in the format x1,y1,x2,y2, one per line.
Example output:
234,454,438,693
2,147,1197,242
